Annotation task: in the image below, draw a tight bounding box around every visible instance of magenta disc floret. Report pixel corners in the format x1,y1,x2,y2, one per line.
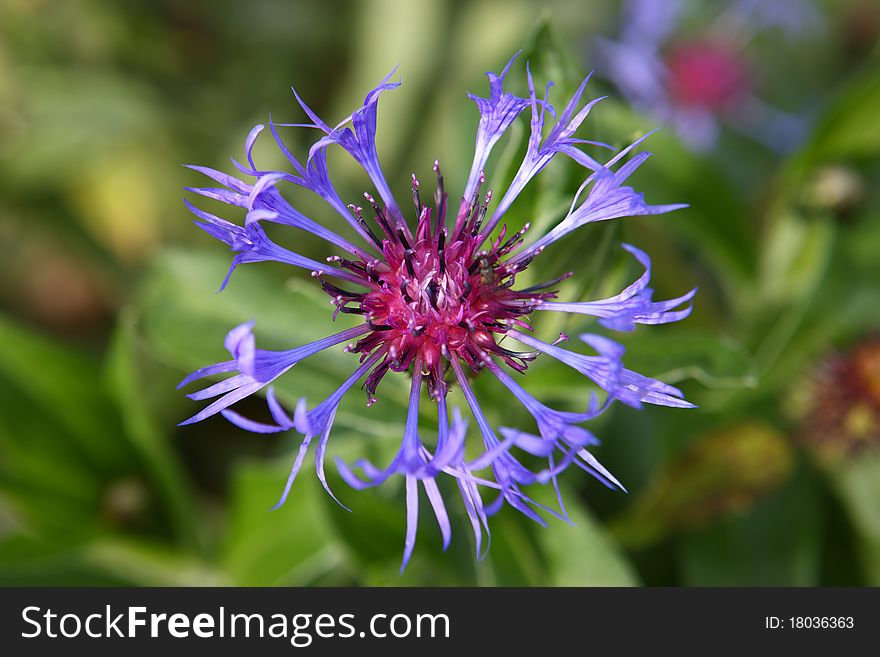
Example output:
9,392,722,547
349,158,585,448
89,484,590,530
322,168,554,402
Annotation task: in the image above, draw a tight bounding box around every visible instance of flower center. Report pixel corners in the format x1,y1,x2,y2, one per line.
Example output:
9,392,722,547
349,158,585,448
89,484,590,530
665,40,749,111
319,165,555,401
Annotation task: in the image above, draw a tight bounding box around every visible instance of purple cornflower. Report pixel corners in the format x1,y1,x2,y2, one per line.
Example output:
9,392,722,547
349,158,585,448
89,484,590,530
179,53,695,570
598,0,820,152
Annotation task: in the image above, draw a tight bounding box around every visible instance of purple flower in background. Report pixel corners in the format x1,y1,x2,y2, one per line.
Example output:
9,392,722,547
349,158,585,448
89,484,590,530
179,53,695,570
598,0,821,152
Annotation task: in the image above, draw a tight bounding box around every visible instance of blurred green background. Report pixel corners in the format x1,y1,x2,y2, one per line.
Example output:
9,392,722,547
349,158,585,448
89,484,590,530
1,0,879,586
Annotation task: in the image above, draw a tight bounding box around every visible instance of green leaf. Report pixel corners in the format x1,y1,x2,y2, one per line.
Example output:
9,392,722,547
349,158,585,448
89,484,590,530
0,315,145,543
0,313,130,469
78,538,225,586
221,458,344,586
676,461,823,586
2,68,164,188
473,507,548,587
0,534,131,586
618,330,758,390
105,307,200,549
757,213,835,308
520,12,581,95
748,211,835,356
535,485,639,586
610,423,795,548
740,216,877,397
800,63,880,164
827,454,880,585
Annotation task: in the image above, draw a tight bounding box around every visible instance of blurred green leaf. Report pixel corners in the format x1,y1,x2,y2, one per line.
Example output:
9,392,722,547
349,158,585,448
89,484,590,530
740,216,878,398
843,210,880,275
79,538,224,586
0,534,132,586
799,63,880,164
827,454,880,585
0,403,103,538
619,330,758,390
0,69,165,188
676,463,824,586
748,213,835,379
222,458,344,586
105,307,200,549
611,423,794,548
535,485,639,586
473,508,548,587
0,315,184,578
520,11,581,95
757,213,835,307
0,314,130,469
0,317,144,543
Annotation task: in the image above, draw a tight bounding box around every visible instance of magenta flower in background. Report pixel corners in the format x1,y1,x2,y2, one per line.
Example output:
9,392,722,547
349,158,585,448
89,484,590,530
598,0,821,152
178,53,695,569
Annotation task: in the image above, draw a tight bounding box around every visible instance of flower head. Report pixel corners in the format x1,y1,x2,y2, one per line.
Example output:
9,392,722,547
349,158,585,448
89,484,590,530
598,0,820,152
795,336,880,463
179,53,695,569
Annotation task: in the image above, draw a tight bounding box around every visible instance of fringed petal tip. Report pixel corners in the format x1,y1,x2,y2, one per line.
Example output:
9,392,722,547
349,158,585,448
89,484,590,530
574,448,628,493
293,397,311,434
333,456,377,491
176,360,235,390
220,409,290,434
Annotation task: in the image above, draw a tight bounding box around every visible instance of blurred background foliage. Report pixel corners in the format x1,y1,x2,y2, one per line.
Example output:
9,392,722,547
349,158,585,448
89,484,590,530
1,0,879,586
